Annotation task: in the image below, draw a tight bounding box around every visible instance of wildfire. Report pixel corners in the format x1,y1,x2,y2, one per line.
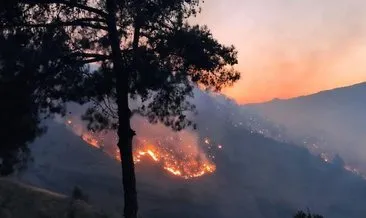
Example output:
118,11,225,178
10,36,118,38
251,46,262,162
147,150,159,161
132,141,216,179
81,134,99,148
134,149,160,162
165,167,182,176
65,118,217,179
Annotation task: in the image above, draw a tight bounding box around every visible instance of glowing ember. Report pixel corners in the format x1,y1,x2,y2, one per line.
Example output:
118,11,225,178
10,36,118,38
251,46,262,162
65,118,217,179
133,141,216,179
204,138,210,144
320,153,329,163
147,150,159,161
81,134,99,148
164,167,182,176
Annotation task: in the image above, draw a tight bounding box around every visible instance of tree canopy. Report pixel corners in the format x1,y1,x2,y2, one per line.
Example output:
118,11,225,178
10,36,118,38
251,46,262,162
0,14,87,175
0,1,240,217
294,210,324,218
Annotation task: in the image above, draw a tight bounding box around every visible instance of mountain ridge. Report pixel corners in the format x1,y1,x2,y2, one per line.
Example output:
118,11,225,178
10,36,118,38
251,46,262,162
245,80,366,175
245,81,366,106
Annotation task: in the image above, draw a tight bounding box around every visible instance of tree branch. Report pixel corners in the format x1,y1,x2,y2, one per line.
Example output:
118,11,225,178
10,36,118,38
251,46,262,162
74,57,109,64
75,17,107,24
22,0,108,18
62,52,111,64
69,52,110,59
2,18,108,30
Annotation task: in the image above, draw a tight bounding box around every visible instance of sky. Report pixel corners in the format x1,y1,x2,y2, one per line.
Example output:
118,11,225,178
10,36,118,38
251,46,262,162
194,0,366,103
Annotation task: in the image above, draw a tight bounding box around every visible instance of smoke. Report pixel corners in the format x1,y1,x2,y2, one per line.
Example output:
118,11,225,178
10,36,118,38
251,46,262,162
19,87,366,218
61,101,218,179
246,82,366,174
131,116,203,157
63,103,203,154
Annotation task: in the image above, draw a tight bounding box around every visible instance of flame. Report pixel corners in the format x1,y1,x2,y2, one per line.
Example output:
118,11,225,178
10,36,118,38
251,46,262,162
65,118,217,179
132,141,216,179
81,134,99,148
147,150,159,161
164,167,182,176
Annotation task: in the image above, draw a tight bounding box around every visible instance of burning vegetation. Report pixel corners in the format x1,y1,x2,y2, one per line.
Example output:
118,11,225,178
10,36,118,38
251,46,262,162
65,118,217,179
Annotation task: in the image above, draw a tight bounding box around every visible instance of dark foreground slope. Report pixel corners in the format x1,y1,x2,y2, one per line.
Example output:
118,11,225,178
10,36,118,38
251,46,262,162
0,178,105,218
15,91,366,218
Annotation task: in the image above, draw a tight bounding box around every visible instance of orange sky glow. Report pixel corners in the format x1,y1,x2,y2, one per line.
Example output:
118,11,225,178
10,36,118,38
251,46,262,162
195,0,366,104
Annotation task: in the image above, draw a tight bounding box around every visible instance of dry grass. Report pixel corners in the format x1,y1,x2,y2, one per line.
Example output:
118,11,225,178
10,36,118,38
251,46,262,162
0,178,107,218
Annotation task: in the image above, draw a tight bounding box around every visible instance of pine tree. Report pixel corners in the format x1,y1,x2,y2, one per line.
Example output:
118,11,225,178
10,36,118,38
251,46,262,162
0,6,87,175
294,210,324,218
0,1,240,217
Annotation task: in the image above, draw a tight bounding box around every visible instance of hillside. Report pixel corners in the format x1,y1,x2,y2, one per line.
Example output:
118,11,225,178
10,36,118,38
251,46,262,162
15,90,366,218
245,82,366,173
0,178,105,218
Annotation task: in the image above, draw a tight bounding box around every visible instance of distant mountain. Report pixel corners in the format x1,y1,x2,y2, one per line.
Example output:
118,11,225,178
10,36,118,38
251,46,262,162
246,82,366,173
14,88,366,218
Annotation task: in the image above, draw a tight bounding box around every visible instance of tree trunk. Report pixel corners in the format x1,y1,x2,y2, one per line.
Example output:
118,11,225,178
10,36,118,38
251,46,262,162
105,1,138,218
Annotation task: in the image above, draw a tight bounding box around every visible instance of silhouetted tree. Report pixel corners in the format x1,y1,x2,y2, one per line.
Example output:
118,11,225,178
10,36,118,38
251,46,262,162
294,210,324,218
0,16,86,175
332,154,345,168
0,1,240,217
72,186,89,202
